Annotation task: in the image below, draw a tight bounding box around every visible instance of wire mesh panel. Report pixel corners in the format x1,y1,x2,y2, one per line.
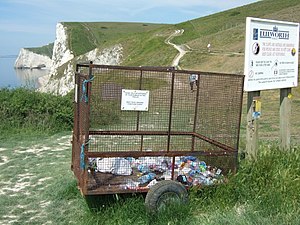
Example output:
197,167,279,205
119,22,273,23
194,72,244,151
89,68,173,130
72,63,244,195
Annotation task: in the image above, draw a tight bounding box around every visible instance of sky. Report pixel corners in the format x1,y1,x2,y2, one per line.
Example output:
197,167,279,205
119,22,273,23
0,0,259,56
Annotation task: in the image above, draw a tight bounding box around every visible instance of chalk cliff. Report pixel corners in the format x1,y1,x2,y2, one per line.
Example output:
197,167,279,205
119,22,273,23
38,44,123,95
14,48,52,69
16,22,123,95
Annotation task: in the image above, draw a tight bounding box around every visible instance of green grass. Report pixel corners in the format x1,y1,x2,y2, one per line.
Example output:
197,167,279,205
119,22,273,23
0,131,299,224
26,43,54,58
174,0,300,72
0,88,299,225
63,22,170,57
173,0,300,44
238,83,300,146
120,27,177,66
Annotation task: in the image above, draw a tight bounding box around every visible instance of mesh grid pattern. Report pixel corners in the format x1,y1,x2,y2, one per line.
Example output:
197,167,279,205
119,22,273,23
195,73,244,151
72,64,244,194
81,66,244,154
89,68,172,132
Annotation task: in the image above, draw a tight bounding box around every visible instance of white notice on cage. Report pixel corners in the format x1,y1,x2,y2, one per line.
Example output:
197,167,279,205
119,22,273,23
121,89,149,111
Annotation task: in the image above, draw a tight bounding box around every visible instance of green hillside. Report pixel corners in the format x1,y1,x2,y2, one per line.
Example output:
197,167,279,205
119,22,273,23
26,43,54,58
29,0,300,143
29,0,300,71
1,2,300,223
62,22,170,57
59,0,300,72
172,0,300,72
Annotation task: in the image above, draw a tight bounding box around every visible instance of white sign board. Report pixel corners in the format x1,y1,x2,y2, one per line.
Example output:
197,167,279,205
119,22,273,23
121,89,149,111
244,17,299,91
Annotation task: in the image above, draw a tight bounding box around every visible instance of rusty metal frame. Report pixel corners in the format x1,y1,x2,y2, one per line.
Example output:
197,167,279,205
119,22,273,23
72,63,244,195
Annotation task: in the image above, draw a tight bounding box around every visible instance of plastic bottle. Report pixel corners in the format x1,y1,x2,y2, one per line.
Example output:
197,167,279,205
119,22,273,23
199,161,207,172
137,164,150,174
138,172,156,184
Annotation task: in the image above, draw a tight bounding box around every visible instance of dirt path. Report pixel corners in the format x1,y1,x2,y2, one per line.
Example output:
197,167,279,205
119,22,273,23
164,29,191,89
165,29,189,69
165,30,245,67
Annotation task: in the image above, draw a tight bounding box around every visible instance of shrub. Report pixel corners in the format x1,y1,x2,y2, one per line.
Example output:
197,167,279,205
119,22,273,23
0,88,73,137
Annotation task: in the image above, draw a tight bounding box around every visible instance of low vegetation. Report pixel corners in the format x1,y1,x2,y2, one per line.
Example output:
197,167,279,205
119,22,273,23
26,43,54,58
63,22,169,57
0,88,73,140
0,118,299,224
56,0,300,73
27,1,300,73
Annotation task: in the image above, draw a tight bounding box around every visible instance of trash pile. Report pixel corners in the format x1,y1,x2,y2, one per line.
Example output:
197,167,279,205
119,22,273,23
88,156,224,190
176,156,223,186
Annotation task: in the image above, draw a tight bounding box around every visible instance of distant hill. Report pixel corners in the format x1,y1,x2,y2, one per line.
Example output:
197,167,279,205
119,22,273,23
26,0,300,74
26,43,54,58
55,0,299,74
62,22,169,57
172,0,300,73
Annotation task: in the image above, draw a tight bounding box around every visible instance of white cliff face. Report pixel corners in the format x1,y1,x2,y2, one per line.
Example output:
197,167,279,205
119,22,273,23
38,44,123,95
51,23,74,72
17,22,122,96
38,62,74,96
37,22,74,95
79,44,123,65
14,48,52,69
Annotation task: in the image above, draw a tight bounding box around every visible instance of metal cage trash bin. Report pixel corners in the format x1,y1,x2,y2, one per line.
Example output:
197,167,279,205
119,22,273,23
71,63,244,206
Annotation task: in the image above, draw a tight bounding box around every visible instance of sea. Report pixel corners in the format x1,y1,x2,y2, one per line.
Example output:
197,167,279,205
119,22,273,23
0,55,49,89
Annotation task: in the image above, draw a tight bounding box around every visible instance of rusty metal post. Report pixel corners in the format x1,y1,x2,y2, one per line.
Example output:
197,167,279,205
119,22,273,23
71,65,80,172
82,62,93,194
191,73,200,151
167,68,175,152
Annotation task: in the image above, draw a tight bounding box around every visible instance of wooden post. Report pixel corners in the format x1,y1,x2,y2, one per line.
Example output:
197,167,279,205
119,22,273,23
246,91,261,159
279,88,291,150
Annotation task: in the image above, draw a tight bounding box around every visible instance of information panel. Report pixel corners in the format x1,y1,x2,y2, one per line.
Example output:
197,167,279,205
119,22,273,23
244,17,299,91
121,89,149,111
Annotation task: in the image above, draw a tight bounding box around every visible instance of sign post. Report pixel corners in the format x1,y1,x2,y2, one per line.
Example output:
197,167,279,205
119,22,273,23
280,88,292,150
246,91,261,159
244,17,299,156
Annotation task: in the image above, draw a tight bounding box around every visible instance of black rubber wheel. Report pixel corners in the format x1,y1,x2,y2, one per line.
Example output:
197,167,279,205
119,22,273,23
145,180,188,213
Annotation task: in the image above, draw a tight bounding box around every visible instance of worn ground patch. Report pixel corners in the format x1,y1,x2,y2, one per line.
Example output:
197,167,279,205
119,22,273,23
0,132,75,224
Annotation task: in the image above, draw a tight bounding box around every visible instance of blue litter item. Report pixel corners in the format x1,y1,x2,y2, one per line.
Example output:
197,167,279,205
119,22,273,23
182,156,197,162
138,173,156,184
137,164,150,174
199,161,207,172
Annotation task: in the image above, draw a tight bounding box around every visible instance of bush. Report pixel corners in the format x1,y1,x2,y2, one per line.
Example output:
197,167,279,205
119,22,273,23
0,88,73,137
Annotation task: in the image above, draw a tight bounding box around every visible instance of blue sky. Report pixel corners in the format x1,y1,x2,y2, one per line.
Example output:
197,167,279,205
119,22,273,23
0,0,258,55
